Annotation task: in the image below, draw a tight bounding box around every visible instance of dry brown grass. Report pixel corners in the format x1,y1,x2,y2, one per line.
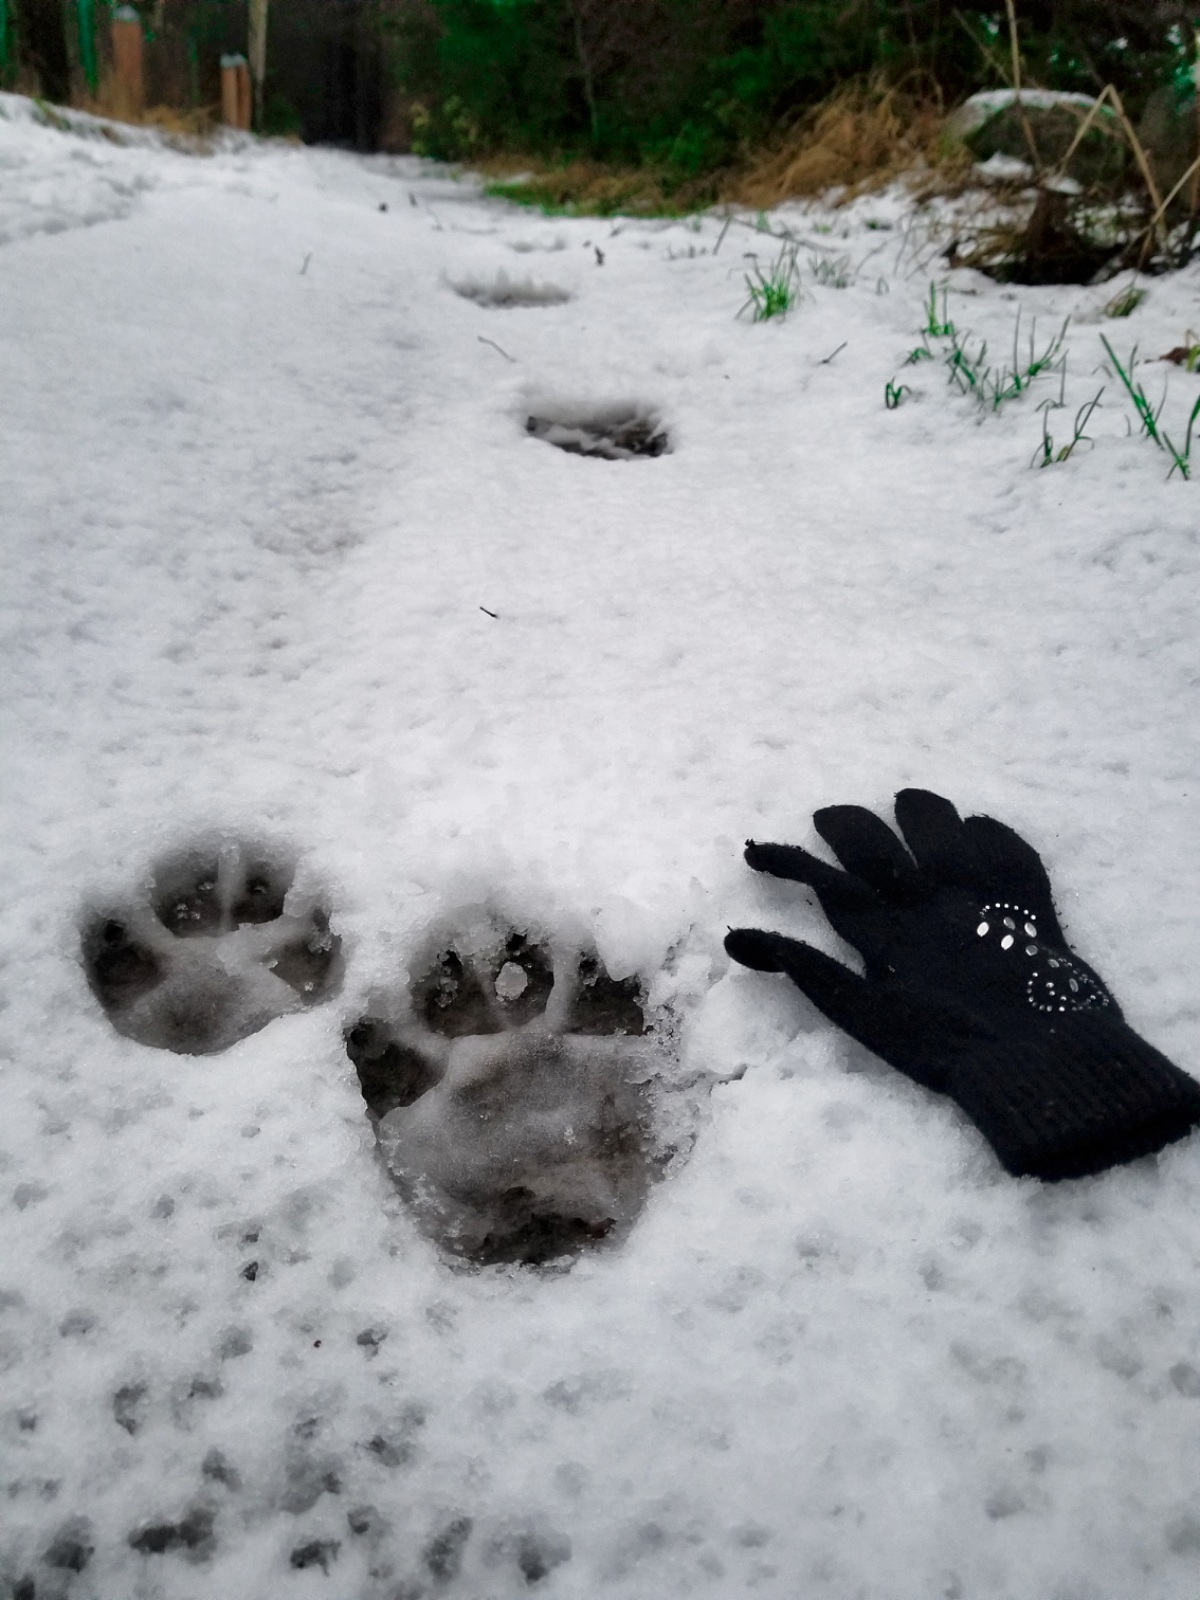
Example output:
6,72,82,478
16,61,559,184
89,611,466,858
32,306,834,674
139,103,218,138
81,73,217,142
724,78,965,209
482,79,967,218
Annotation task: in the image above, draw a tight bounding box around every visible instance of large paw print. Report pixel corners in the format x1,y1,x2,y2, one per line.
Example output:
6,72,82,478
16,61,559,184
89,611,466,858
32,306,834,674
346,912,666,1267
82,842,341,1054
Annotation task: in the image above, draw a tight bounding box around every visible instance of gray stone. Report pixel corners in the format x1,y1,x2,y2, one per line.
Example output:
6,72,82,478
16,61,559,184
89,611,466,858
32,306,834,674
947,90,1126,187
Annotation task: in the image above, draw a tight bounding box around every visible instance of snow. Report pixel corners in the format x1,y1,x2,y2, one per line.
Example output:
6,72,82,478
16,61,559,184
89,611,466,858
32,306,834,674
2,87,1200,1599
946,89,1104,139
973,152,1036,184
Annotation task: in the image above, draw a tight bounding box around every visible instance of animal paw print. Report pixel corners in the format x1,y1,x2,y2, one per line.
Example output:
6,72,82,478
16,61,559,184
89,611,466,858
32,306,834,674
346,911,666,1267
525,403,669,461
82,842,341,1054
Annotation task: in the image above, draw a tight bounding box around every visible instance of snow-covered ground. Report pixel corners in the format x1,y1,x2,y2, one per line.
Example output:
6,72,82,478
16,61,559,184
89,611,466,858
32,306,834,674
3,91,1200,1600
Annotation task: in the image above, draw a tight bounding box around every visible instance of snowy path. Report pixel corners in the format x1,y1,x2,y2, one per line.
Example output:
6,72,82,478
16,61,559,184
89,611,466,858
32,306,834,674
2,94,1200,1600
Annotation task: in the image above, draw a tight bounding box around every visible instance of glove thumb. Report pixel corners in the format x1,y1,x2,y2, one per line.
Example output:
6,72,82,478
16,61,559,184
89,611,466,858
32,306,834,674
725,927,959,1094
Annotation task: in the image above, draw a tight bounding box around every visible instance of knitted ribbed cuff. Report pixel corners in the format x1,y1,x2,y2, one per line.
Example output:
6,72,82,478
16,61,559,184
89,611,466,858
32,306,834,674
950,1014,1200,1181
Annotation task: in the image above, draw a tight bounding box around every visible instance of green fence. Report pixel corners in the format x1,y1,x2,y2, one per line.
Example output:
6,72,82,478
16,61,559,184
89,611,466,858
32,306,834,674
76,0,99,92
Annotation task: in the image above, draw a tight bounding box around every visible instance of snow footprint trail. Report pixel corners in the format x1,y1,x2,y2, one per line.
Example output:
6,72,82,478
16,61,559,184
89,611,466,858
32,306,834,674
5,96,1200,1600
347,908,671,1265
82,840,341,1053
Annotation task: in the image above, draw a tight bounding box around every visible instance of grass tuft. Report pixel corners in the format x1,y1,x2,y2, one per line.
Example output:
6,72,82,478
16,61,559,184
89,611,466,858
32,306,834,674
923,283,955,339
1103,281,1146,318
739,244,801,322
1100,335,1200,479
910,285,1068,415
808,252,852,288
1035,388,1104,466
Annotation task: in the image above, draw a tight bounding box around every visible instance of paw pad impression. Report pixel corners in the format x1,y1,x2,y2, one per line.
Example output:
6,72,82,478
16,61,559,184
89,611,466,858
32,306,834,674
83,842,341,1054
450,269,571,308
346,912,666,1267
525,403,669,461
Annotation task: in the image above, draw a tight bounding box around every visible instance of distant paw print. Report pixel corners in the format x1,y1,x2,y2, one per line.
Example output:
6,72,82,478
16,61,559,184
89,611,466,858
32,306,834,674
346,911,666,1267
83,842,341,1054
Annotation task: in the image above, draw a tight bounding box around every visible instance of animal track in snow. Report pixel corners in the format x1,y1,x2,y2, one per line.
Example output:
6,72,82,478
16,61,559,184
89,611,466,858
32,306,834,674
450,269,571,308
82,841,341,1053
346,910,667,1267
525,403,669,461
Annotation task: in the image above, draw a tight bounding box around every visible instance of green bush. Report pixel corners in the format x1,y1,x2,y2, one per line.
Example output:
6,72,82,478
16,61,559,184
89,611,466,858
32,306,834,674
381,0,1200,170
262,91,304,138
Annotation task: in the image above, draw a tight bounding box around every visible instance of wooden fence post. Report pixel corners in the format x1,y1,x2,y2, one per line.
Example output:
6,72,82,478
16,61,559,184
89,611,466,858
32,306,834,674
111,4,144,119
237,55,252,129
221,52,251,130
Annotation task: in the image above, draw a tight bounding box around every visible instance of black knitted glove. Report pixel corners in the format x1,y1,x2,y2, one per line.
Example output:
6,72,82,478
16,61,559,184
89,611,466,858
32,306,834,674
726,788,1200,1181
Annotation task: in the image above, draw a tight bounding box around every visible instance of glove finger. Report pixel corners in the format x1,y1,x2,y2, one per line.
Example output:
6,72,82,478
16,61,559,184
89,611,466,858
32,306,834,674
724,929,951,1091
893,789,978,885
744,841,876,913
725,929,869,1014
724,927,792,972
813,804,921,898
961,814,1064,943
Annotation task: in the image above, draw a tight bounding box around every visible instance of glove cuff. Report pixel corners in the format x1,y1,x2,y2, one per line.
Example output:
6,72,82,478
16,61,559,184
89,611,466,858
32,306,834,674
950,1014,1200,1181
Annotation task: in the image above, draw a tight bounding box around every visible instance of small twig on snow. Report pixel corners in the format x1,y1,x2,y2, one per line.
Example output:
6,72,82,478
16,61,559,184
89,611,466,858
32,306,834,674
477,336,516,363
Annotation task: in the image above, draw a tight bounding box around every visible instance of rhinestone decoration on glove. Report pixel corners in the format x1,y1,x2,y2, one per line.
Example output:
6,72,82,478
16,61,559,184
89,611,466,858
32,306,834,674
976,902,1112,1015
